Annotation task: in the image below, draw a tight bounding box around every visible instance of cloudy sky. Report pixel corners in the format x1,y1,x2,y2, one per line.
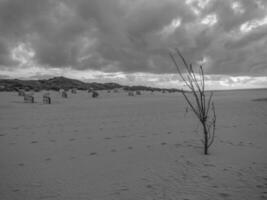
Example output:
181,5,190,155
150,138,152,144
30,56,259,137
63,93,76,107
0,0,267,89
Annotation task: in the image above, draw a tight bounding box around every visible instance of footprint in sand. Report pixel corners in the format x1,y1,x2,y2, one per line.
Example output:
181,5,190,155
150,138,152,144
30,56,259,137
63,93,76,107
110,184,129,195
18,163,24,167
45,158,52,161
117,135,127,138
218,192,231,198
119,185,129,191
201,175,212,180
236,171,243,177
203,163,216,167
110,191,121,196
31,140,38,144
186,160,194,167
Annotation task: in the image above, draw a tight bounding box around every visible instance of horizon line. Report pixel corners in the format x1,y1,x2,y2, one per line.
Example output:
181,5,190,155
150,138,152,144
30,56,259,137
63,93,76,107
1,76,267,92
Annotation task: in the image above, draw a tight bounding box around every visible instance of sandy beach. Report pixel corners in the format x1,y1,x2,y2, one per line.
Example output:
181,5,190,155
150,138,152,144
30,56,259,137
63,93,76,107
0,89,267,200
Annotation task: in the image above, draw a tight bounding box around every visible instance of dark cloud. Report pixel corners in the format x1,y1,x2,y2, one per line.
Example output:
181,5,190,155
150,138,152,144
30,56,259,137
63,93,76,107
224,26,267,49
0,0,267,76
0,39,14,66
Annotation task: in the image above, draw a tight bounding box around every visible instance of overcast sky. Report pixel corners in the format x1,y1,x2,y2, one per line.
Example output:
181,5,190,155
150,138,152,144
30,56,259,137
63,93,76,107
0,0,267,89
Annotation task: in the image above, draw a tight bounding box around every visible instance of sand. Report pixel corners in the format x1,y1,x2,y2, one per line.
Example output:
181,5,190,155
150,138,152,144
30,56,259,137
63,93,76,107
0,89,267,200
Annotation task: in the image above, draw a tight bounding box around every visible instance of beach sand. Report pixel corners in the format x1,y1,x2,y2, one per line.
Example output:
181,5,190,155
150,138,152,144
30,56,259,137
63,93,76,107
0,90,267,200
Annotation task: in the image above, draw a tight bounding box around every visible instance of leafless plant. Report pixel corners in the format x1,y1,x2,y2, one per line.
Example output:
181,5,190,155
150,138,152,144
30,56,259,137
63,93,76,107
170,49,216,155
92,90,99,98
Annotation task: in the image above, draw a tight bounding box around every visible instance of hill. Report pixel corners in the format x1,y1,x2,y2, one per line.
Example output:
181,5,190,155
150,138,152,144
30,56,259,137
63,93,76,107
0,76,181,93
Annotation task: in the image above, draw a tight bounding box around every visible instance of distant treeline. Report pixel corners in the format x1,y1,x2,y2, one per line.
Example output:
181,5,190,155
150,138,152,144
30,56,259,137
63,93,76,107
0,76,182,93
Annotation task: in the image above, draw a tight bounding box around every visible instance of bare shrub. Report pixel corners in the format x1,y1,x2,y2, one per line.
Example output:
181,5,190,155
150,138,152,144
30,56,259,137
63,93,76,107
170,49,216,155
252,98,267,102
92,91,99,98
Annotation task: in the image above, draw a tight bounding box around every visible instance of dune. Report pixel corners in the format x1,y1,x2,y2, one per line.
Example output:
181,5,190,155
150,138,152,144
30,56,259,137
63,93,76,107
0,89,266,200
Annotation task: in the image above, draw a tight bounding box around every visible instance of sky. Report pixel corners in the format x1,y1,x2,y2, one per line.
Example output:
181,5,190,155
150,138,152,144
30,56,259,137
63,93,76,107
0,0,267,90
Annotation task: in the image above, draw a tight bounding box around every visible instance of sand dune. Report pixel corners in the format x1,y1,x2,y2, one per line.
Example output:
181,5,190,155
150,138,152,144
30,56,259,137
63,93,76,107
0,90,267,200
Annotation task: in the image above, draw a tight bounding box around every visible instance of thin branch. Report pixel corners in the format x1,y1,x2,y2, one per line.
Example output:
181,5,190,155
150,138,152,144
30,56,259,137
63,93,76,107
205,92,214,116
208,103,216,147
170,53,192,90
181,91,201,119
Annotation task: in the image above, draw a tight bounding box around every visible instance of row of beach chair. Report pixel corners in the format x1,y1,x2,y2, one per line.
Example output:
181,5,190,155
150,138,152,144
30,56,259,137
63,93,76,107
18,89,100,104
18,88,148,104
